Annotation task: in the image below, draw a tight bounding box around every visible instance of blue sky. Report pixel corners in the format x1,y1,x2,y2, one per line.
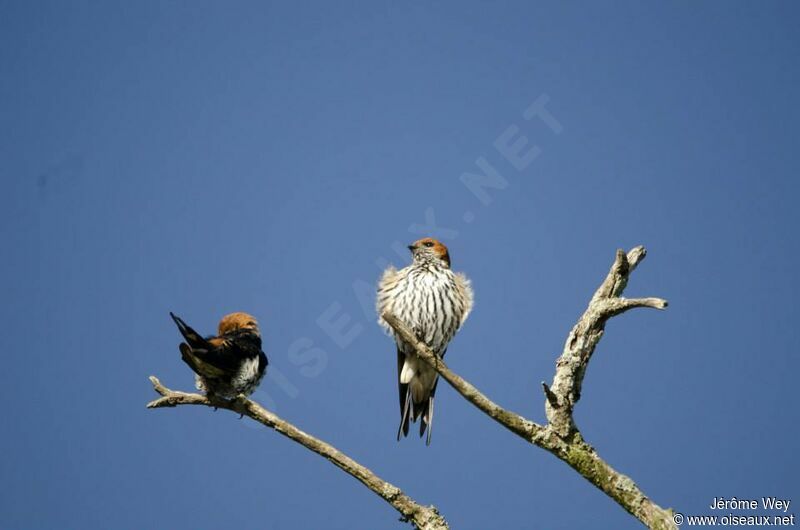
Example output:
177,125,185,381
1,2,798,528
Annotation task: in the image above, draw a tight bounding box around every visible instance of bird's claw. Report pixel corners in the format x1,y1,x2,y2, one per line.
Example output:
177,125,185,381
234,393,248,419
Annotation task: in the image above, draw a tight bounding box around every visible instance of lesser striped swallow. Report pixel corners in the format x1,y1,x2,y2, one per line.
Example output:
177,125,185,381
170,311,268,399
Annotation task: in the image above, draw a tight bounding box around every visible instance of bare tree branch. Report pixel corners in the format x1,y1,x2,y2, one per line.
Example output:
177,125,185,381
146,376,448,530
548,247,668,435
383,246,675,530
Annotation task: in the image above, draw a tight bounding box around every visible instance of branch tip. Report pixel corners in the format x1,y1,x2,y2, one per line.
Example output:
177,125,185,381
626,245,647,269
149,375,169,396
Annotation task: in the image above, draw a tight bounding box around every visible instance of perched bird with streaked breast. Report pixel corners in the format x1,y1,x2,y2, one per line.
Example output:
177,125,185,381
377,237,474,445
170,311,268,399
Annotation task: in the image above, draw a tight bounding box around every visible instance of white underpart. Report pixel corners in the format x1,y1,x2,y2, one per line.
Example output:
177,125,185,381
405,358,438,404
400,357,416,384
196,356,264,398
231,357,262,390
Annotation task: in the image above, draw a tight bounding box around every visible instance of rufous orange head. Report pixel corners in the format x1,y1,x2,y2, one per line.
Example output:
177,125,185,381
217,312,260,337
408,237,451,268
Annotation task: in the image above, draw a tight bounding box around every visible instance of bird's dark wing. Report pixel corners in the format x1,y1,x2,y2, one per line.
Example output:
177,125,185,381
179,343,227,379
181,330,263,379
170,312,210,350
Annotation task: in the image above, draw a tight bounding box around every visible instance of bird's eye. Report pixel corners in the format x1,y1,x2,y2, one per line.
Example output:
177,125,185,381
423,241,434,248
247,321,256,327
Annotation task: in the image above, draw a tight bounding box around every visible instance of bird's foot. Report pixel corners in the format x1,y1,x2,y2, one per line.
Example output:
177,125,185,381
234,393,248,419
206,392,219,411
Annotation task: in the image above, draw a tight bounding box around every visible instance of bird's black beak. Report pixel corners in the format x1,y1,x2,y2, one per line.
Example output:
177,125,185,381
407,245,416,251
